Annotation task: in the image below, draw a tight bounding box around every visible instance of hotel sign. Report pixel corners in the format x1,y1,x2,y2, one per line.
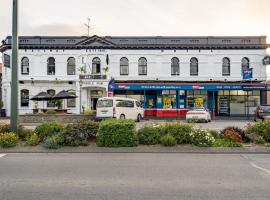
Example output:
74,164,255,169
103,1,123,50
263,56,270,65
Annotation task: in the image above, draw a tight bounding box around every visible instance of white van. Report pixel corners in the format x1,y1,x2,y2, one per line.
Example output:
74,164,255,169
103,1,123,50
96,97,145,121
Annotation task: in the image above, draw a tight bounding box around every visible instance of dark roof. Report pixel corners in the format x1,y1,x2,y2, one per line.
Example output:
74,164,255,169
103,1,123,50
1,35,269,52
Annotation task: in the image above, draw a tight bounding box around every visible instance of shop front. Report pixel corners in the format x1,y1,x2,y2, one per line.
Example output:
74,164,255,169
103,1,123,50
110,82,268,118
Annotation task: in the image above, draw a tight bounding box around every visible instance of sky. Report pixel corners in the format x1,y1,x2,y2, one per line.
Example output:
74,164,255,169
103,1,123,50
0,0,270,40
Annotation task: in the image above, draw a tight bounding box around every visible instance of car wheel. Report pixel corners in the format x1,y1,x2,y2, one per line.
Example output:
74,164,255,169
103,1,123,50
137,114,142,122
120,114,126,120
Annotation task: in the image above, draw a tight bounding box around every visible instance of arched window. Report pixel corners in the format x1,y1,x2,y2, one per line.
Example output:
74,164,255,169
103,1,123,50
222,57,230,76
21,89,29,107
47,89,56,107
67,57,76,75
92,57,101,74
190,57,198,76
242,57,249,73
21,57,29,75
138,57,147,75
47,57,55,75
171,57,179,75
67,89,76,107
120,57,129,75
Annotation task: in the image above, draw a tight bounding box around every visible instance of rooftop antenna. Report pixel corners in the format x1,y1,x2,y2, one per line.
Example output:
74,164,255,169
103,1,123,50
84,18,91,36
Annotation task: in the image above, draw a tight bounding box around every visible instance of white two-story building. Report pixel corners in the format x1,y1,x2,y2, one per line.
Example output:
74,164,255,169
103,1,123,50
1,35,270,117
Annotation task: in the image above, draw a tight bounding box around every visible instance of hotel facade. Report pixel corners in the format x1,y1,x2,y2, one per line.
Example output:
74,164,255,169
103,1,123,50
1,35,270,117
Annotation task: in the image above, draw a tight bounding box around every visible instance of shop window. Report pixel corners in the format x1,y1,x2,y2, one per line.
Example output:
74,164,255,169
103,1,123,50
224,90,230,96
171,57,179,75
120,57,129,75
67,57,76,75
190,57,198,76
230,90,238,96
241,57,250,73
218,91,224,96
92,57,101,74
222,57,230,76
138,57,147,75
47,89,56,107
186,90,207,108
21,57,29,75
238,90,246,96
21,89,29,107
67,90,76,107
47,57,55,75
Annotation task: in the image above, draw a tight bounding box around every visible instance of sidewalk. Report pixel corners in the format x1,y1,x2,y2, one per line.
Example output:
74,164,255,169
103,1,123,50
1,143,269,154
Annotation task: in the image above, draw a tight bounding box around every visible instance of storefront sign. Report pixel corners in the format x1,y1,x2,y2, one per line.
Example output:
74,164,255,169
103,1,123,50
242,85,267,90
242,68,253,80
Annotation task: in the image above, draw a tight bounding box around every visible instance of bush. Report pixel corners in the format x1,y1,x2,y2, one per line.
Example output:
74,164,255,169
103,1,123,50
18,126,33,140
24,133,40,146
60,121,99,146
190,129,215,147
255,136,266,145
160,134,177,146
97,119,137,147
208,129,220,139
223,129,242,143
46,109,56,115
213,139,243,147
0,124,11,133
160,123,193,144
43,135,64,149
138,126,161,145
35,122,64,141
265,143,270,148
246,121,270,142
84,108,95,116
0,132,19,148
220,127,246,141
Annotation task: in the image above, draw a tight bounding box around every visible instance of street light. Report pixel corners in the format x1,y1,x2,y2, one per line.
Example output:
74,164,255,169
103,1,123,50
11,0,19,133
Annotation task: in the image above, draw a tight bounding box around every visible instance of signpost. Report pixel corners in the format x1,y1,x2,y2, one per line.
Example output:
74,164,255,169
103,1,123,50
11,0,19,133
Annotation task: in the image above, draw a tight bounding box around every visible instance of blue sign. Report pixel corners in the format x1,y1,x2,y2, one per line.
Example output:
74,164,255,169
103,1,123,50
243,68,253,80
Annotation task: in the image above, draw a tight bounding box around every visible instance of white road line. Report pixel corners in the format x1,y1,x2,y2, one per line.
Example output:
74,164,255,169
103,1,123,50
249,161,270,175
0,154,6,158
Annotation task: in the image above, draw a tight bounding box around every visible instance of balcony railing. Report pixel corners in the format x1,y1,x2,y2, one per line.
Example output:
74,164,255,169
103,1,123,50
79,74,107,80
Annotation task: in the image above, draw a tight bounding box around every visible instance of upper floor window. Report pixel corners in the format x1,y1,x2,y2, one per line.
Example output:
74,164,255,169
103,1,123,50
138,57,147,75
21,89,29,107
47,89,56,107
190,57,198,76
92,57,101,74
47,57,55,75
222,57,230,76
67,57,76,75
120,57,129,75
242,57,249,73
171,57,179,76
21,57,29,75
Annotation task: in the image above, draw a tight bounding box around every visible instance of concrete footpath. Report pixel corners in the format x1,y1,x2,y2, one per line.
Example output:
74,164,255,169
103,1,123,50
0,143,270,154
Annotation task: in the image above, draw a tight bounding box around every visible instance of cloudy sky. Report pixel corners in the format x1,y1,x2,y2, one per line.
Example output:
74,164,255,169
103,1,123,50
0,0,270,40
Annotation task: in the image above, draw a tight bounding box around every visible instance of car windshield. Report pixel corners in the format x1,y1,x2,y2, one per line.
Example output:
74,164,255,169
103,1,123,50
97,99,113,108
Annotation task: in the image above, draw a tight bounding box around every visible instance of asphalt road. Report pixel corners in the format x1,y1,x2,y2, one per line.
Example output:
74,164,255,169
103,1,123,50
0,153,270,200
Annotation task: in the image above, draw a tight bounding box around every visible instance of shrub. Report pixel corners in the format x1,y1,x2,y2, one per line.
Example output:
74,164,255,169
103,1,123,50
265,143,270,148
138,126,161,145
190,129,215,147
46,109,56,115
223,129,242,143
35,122,64,141
160,123,193,144
160,134,177,146
255,136,266,145
84,108,95,116
220,126,246,141
24,133,40,146
208,129,220,139
97,119,137,147
213,139,243,147
60,121,99,146
0,124,11,133
246,121,270,142
18,126,33,140
0,132,19,148
43,135,64,149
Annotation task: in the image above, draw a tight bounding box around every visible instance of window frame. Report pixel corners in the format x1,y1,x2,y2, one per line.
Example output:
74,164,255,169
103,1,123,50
190,57,198,76
67,57,76,75
138,57,147,75
20,89,29,107
92,57,101,74
171,57,180,76
241,57,250,73
120,57,129,75
47,57,55,75
47,89,56,107
222,57,230,76
21,57,29,75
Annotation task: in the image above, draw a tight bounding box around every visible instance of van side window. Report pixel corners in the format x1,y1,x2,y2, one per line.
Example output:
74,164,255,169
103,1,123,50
116,100,134,108
136,101,142,108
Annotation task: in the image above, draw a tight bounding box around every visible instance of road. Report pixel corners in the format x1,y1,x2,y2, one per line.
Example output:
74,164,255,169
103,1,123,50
0,153,270,200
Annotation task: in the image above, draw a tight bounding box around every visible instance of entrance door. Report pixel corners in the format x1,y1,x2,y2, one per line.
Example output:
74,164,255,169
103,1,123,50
91,98,99,110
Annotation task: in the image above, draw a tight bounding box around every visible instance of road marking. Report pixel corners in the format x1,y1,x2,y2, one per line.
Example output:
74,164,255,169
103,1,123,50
0,154,6,158
241,155,270,175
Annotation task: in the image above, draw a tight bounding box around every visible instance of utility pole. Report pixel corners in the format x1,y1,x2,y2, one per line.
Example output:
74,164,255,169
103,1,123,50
84,18,91,36
11,0,19,133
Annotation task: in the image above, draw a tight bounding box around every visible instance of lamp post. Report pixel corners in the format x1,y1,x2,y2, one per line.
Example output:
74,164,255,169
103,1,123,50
11,0,19,133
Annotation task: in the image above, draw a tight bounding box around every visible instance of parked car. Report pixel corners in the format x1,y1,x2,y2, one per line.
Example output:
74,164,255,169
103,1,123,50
186,107,211,123
96,97,145,122
254,105,270,121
